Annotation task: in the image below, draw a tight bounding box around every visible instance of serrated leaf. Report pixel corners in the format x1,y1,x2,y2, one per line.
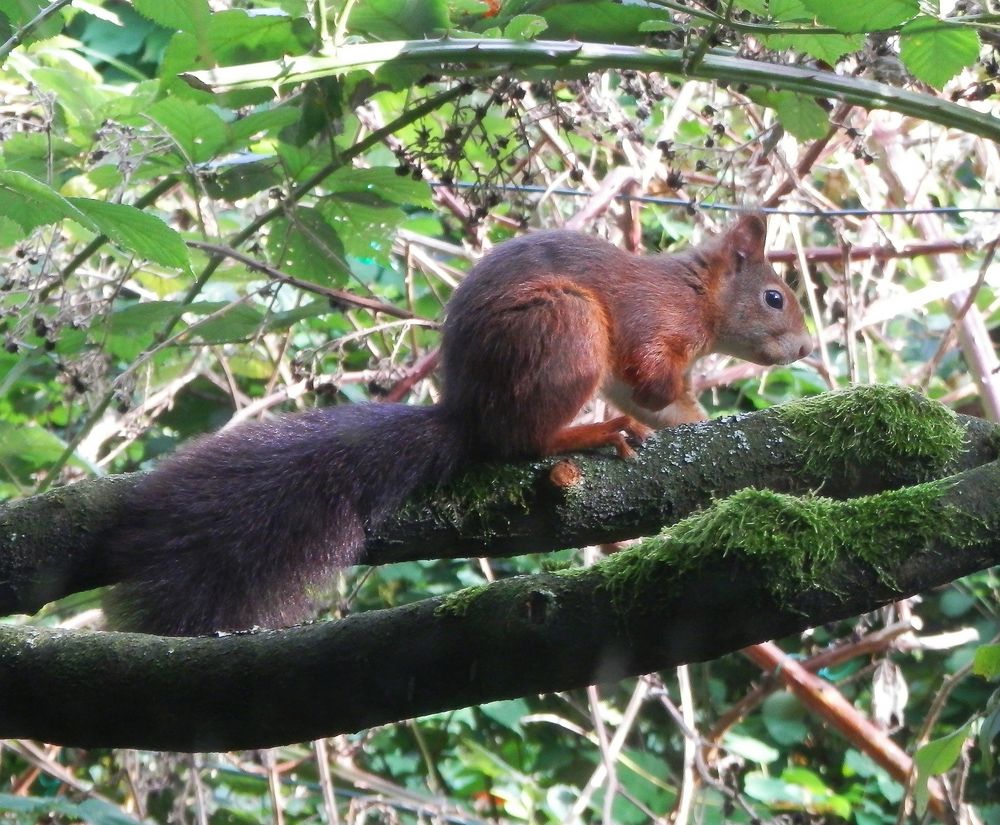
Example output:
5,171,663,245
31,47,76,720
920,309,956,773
914,722,973,814
30,65,106,129
764,32,864,64
736,0,811,21
0,171,96,233
146,97,230,163
900,16,981,89
267,206,350,285
750,90,829,140
205,9,311,62
638,20,676,32
110,301,189,337
974,644,1000,680
0,0,62,46
67,199,190,270
326,166,433,208
349,0,450,40
503,13,547,40
0,0,42,29
801,0,917,32
543,0,669,44
319,195,406,266
132,0,210,32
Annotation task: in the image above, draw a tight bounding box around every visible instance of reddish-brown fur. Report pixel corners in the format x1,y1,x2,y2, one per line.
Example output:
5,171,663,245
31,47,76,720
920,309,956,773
441,212,812,451
105,214,812,635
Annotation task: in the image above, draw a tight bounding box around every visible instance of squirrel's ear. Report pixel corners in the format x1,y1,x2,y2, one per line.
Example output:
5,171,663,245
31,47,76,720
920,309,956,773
726,213,767,263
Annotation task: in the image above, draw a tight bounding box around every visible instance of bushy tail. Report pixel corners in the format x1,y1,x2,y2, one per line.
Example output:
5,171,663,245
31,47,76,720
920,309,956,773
103,404,468,635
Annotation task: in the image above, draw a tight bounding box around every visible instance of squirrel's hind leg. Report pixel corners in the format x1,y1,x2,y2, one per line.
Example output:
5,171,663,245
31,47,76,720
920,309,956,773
442,276,614,458
543,415,653,459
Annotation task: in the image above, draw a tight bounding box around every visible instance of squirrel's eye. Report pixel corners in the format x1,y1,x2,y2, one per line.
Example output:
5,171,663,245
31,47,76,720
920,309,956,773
764,289,784,309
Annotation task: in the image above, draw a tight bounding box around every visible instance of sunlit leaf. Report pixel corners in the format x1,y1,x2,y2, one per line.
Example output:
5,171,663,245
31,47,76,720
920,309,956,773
0,171,96,233
68,198,190,271
914,722,973,814
802,0,917,32
900,16,981,89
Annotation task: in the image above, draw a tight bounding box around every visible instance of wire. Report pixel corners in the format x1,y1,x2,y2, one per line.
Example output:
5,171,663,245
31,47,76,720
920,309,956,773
431,181,1000,218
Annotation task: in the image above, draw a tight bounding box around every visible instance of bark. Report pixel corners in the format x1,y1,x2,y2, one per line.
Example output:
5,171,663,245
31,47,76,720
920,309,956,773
1,394,996,616
0,459,998,751
0,386,998,750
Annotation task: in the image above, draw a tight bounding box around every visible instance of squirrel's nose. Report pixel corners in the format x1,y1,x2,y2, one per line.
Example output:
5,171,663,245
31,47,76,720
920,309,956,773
798,342,813,360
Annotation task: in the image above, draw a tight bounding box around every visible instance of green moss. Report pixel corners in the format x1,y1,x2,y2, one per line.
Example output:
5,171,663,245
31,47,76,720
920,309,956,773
593,479,969,613
400,461,535,535
434,584,490,617
773,385,964,484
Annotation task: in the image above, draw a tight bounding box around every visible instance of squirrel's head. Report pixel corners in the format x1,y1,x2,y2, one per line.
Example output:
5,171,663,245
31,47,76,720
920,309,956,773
712,213,813,366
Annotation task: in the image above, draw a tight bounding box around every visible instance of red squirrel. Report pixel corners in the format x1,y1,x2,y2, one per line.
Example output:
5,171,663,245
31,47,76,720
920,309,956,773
103,213,812,635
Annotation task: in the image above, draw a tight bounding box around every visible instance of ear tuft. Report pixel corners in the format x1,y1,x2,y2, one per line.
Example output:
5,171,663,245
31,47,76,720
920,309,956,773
726,213,767,262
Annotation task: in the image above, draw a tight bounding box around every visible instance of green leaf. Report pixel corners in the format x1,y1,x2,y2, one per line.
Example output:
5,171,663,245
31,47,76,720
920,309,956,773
750,90,829,140
0,0,62,46
802,0,917,32
349,0,450,40
0,424,71,469
0,794,143,825
146,97,229,163
900,17,981,89
542,0,669,44
974,644,1000,681
736,0,810,22
326,166,433,208
722,732,780,764
764,32,864,64
29,66,107,129
132,0,211,32
761,692,810,745
744,770,851,818
319,194,406,266
192,304,265,344
67,199,190,271
503,14,547,39
0,0,41,30
478,699,531,732
0,171,96,233
267,206,350,285
203,157,283,201
109,301,187,337
638,20,677,33
914,722,973,814
228,106,301,146
205,9,313,63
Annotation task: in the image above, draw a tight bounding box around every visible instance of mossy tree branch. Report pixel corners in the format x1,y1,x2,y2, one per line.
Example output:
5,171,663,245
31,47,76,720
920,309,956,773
0,386,999,749
1,387,995,618
1,458,999,751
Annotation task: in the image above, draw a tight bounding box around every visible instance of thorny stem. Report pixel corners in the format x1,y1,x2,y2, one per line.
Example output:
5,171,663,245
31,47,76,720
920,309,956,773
0,0,74,63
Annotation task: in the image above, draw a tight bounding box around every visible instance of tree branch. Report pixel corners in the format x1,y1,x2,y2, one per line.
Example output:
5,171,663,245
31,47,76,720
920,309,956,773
1,387,997,618
1,455,998,751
